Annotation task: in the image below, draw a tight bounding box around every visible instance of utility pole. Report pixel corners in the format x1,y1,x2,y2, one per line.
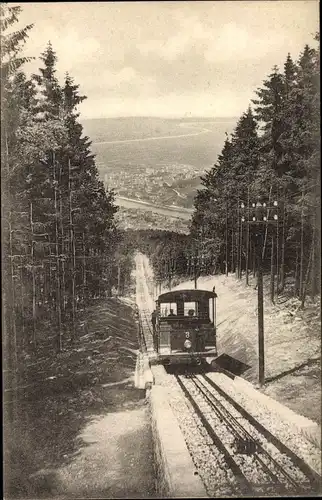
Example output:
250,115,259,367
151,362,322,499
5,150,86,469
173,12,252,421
275,190,280,296
241,200,279,386
270,234,275,304
257,231,264,386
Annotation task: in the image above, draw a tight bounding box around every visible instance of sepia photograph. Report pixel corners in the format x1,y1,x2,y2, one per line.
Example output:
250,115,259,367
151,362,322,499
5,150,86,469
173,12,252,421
1,1,321,498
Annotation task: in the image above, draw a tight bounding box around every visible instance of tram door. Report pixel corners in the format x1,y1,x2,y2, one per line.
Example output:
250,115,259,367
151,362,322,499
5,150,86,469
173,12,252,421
158,302,176,354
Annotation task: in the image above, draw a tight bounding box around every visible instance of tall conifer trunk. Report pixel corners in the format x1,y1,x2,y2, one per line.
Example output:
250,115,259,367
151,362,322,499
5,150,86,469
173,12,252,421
82,232,86,307
59,165,66,320
310,222,316,299
68,159,76,340
53,155,62,351
301,243,313,308
252,241,256,277
295,245,300,297
275,192,280,295
236,200,240,278
231,228,235,273
280,197,286,292
299,189,305,300
245,187,250,285
30,202,37,347
225,202,228,276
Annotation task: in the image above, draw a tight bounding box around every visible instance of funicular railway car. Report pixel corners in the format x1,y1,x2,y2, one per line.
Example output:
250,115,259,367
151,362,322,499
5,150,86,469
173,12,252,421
153,288,218,365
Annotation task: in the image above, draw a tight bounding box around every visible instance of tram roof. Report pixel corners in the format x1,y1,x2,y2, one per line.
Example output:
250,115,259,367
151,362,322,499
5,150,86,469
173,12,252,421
157,289,217,303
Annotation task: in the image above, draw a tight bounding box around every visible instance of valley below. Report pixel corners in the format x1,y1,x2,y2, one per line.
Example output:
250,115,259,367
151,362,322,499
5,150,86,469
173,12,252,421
82,116,236,231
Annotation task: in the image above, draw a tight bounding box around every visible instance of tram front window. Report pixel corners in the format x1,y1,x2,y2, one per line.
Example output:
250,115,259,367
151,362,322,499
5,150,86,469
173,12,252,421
160,303,177,318
183,301,198,317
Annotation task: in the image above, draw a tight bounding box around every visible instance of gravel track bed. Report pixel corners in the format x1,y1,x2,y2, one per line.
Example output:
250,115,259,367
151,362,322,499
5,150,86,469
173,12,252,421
184,374,314,495
154,371,241,496
206,372,321,476
153,368,320,497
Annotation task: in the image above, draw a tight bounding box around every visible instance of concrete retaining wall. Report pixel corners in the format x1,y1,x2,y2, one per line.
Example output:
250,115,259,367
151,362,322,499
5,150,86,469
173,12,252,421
134,351,154,390
149,385,207,498
143,352,154,389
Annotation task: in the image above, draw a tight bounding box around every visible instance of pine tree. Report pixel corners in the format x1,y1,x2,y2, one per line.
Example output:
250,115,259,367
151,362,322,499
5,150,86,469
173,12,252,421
191,109,261,276
230,108,260,279
1,2,35,421
190,36,320,303
32,42,62,120
60,72,118,304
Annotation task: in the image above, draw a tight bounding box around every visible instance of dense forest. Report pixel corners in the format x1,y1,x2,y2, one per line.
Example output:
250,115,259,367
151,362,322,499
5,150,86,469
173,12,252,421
144,35,320,307
131,228,223,289
1,5,134,409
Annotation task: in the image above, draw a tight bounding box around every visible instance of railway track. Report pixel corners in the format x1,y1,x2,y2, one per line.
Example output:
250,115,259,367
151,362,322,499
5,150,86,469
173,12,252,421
140,307,154,349
175,372,321,496
136,255,155,351
136,254,321,496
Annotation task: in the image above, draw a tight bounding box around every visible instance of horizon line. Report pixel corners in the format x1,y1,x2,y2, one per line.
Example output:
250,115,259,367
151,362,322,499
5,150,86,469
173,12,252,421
81,115,239,121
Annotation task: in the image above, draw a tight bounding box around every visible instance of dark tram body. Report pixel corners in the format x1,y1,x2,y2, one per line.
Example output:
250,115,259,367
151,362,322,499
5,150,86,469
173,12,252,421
153,289,218,365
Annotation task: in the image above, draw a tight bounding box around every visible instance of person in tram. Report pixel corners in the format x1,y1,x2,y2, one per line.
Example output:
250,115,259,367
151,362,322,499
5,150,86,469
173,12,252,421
151,309,158,351
188,309,195,317
168,309,176,317
151,309,157,333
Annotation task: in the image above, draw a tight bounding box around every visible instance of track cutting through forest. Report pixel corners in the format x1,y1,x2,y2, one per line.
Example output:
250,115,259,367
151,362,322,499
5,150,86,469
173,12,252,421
135,252,321,497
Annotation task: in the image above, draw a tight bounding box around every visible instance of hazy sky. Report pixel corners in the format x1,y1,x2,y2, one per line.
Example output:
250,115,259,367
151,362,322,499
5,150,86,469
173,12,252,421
16,1,319,119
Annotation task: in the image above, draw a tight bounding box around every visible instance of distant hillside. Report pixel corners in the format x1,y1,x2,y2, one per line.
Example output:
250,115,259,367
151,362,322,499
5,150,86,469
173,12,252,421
82,116,195,143
160,175,203,208
115,206,190,234
82,116,238,144
81,115,238,228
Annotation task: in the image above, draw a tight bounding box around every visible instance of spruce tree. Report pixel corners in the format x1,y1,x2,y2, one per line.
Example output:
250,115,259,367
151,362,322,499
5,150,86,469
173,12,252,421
1,1,36,420
32,42,62,120
190,36,320,301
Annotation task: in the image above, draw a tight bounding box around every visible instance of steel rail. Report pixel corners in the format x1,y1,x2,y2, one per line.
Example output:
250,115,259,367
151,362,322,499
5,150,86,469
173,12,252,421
191,375,302,494
202,373,321,490
176,374,254,496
